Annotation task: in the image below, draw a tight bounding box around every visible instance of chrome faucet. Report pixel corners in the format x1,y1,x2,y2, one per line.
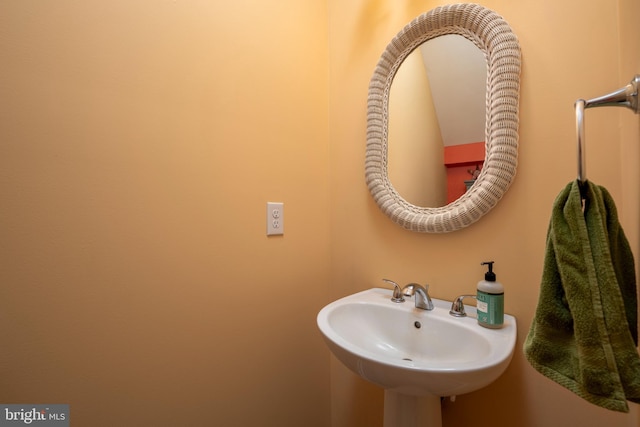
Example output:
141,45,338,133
402,283,434,310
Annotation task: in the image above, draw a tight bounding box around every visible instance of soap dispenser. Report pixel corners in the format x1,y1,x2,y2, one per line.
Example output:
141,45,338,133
476,261,504,329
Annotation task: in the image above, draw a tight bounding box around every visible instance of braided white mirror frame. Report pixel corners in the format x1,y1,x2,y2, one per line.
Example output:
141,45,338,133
365,3,521,233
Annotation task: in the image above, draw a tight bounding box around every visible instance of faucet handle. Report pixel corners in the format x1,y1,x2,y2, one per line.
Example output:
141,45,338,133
382,279,405,303
450,294,477,317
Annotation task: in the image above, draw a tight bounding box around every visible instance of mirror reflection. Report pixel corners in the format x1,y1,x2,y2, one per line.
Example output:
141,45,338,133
388,35,487,207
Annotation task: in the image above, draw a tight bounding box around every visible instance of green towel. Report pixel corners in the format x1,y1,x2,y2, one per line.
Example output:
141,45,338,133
524,180,640,412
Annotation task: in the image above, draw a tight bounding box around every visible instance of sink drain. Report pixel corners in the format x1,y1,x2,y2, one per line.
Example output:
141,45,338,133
402,358,413,362
414,321,421,329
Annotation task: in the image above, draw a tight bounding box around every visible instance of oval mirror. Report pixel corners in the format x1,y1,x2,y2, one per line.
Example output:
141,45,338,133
388,35,487,207
365,4,521,233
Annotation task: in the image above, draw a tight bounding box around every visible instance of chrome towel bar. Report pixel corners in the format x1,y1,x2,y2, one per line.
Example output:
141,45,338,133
575,75,639,192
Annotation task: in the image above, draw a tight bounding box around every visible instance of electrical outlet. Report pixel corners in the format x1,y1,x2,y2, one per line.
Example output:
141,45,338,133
266,202,284,236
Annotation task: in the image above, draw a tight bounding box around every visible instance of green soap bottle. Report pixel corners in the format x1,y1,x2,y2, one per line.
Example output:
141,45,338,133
476,261,504,329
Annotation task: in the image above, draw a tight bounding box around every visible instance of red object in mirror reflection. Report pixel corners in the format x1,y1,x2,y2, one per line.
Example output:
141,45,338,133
444,141,485,204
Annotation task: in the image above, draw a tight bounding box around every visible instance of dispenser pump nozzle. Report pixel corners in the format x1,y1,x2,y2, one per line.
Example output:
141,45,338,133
481,261,496,281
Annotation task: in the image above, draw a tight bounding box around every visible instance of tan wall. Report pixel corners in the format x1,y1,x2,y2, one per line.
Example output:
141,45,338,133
0,1,331,426
328,0,640,426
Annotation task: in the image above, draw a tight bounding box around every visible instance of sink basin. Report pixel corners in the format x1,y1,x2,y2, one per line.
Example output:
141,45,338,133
317,288,517,397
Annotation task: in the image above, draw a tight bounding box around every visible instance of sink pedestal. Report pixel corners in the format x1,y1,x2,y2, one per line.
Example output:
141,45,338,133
383,391,441,427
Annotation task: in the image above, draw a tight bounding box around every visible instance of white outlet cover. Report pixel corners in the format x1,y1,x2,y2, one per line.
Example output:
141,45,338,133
267,202,284,236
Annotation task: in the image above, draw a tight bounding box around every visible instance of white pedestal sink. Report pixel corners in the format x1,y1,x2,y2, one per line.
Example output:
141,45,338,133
317,288,517,427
